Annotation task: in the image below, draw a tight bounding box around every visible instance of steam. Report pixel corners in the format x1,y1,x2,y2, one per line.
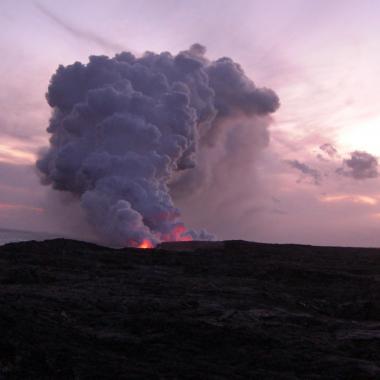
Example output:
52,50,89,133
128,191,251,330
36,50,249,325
37,44,279,246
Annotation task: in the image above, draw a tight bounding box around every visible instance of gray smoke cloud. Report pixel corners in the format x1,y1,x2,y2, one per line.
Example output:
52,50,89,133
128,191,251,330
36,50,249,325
36,44,279,247
286,159,321,185
337,151,378,180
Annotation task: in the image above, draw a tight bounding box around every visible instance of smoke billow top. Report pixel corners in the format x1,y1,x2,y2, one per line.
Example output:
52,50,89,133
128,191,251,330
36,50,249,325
37,44,279,247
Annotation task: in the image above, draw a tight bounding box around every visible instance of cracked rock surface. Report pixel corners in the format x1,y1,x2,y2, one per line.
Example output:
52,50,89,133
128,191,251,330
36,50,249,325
0,239,380,379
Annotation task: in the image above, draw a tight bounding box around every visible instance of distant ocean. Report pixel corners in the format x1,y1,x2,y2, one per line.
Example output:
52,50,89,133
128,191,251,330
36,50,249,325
0,228,61,246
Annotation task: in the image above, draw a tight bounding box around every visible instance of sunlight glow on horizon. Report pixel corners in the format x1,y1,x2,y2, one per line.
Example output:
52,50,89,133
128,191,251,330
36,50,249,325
320,194,378,206
0,144,37,165
0,202,44,213
338,116,380,157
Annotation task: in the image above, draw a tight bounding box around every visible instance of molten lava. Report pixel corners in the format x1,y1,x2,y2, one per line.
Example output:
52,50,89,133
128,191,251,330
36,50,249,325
127,239,154,249
127,224,192,249
161,224,193,242
137,239,154,249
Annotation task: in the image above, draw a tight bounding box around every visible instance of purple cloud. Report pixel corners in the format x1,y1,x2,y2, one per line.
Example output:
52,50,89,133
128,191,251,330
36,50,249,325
286,159,322,185
337,151,378,180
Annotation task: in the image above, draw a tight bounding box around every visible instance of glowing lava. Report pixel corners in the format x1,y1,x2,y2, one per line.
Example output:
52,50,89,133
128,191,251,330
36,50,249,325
161,224,193,242
127,239,154,249
128,224,192,249
137,239,154,249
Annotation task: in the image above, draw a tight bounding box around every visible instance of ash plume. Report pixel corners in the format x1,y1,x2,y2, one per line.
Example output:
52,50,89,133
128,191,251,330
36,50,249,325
37,44,279,247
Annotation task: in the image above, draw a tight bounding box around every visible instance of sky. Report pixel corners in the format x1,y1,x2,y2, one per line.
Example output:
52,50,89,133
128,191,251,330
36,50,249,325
1,0,380,247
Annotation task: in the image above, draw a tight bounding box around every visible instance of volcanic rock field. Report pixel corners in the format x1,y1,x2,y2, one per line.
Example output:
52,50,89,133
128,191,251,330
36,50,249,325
0,239,380,379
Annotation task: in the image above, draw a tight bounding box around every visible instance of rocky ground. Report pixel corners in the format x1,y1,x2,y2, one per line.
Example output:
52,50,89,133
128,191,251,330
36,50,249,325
0,239,380,379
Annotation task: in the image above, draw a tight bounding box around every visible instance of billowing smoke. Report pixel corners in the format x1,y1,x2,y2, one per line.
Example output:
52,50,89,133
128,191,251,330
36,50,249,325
37,44,279,247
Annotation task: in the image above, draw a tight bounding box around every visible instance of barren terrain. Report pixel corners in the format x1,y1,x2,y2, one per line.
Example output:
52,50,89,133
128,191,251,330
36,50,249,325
1,239,380,379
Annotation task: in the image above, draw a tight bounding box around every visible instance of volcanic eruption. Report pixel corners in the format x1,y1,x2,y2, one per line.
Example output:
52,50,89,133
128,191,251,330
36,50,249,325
37,44,279,247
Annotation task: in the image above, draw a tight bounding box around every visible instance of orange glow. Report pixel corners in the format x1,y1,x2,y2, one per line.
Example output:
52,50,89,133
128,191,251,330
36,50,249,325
320,194,377,206
137,239,154,249
0,144,36,164
161,224,193,242
0,202,44,213
127,238,154,249
127,223,192,249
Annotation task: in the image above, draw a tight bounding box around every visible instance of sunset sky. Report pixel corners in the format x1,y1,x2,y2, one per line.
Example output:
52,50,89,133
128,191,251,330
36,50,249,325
2,0,380,246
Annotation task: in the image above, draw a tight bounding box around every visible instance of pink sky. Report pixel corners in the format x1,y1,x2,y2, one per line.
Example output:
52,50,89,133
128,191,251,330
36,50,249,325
1,0,380,246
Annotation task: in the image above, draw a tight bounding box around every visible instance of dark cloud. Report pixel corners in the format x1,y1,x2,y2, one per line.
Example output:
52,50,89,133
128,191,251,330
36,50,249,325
35,2,124,52
337,151,378,180
286,159,321,185
36,44,279,247
320,143,337,157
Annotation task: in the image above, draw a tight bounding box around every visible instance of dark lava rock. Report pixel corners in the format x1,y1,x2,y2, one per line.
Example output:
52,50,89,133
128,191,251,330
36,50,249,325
0,238,380,379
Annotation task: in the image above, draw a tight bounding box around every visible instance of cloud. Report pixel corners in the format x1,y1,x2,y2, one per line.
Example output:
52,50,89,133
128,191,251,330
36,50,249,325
286,159,321,185
320,143,337,157
0,143,36,165
337,151,378,180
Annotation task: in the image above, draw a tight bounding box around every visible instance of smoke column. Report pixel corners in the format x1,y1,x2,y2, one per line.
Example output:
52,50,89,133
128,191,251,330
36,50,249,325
37,44,279,247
